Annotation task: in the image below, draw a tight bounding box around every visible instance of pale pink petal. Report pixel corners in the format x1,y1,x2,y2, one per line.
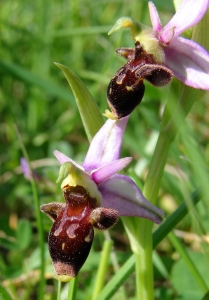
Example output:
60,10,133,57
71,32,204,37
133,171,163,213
83,116,129,172
20,157,31,179
148,1,162,32
161,0,209,44
159,27,175,46
91,157,132,184
164,37,209,90
98,174,164,224
54,150,84,171
20,157,39,180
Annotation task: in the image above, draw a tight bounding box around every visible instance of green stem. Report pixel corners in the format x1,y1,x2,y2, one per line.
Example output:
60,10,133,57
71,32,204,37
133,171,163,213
135,220,153,300
14,125,45,300
103,231,127,300
92,240,113,300
68,277,78,300
57,281,61,300
122,217,154,300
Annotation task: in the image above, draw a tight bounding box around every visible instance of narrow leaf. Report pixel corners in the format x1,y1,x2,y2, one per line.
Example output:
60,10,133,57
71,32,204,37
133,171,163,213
168,231,208,292
92,240,113,300
55,63,104,142
0,285,13,300
16,219,32,250
152,188,201,248
95,255,135,300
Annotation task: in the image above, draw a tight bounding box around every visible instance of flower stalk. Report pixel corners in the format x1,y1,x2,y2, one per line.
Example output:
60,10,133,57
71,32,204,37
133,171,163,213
92,239,114,300
68,276,79,300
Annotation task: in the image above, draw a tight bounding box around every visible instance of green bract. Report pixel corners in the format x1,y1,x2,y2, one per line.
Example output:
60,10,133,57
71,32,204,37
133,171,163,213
55,63,104,142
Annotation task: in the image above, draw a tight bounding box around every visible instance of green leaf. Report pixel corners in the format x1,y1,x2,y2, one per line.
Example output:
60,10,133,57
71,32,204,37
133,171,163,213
201,291,209,300
52,25,111,38
168,231,207,293
68,276,79,300
153,250,170,280
55,63,104,142
92,240,113,300
153,189,201,248
16,219,32,250
0,238,18,250
0,285,13,300
171,251,208,300
0,60,75,104
95,255,135,300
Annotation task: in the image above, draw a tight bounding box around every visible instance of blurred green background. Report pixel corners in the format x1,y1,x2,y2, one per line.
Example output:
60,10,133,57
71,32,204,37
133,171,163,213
1,0,209,299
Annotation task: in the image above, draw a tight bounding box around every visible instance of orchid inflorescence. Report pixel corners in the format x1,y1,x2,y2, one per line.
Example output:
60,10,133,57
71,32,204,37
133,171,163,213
36,0,209,281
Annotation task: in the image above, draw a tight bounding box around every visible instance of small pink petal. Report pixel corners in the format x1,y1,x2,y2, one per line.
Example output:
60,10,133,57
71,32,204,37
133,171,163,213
20,157,39,180
83,116,129,172
98,174,164,224
164,37,209,90
159,26,175,46
148,1,162,32
53,150,84,170
91,157,132,184
20,157,31,179
161,0,209,43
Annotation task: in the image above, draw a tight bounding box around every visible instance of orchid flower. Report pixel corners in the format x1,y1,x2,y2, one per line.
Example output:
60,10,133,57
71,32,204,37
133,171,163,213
40,116,164,281
105,0,209,119
104,0,209,119
53,116,163,223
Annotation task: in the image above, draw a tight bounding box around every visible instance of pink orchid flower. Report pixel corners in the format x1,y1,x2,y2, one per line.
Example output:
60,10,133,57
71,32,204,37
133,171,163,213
40,117,164,281
149,0,209,89
54,116,164,224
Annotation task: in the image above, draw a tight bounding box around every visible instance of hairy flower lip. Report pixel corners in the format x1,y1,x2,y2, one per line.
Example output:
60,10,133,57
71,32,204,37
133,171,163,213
41,184,119,281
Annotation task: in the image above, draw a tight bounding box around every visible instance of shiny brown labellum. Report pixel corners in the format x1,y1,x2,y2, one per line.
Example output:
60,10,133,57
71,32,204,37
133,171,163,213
107,41,173,119
40,185,119,281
